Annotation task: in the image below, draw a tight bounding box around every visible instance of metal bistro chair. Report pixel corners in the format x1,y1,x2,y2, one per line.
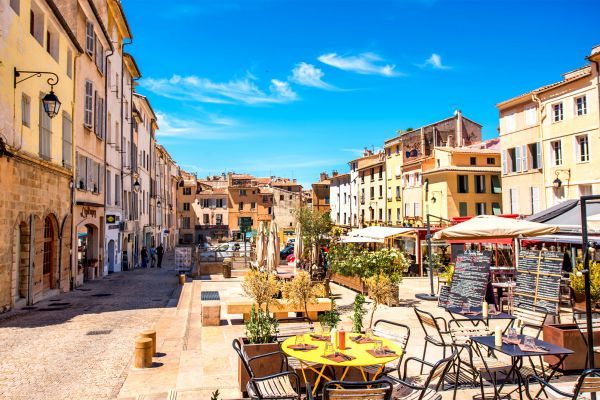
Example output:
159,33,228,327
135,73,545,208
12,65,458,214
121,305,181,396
525,368,600,400
363,320,411,380
448,319,512,400
574,311,600,369
511,303,549,378
276,317,321,374
384,352,456,400
306,380,393,400
232,338,302,400
414,307,452,374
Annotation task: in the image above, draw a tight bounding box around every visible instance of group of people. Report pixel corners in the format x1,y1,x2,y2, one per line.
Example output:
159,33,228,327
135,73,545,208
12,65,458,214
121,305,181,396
140,244,164,269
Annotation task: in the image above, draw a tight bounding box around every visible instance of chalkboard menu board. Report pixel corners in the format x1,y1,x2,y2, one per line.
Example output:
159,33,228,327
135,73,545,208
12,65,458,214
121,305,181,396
514,250,563,315
438,285,450,308
448,250,491,308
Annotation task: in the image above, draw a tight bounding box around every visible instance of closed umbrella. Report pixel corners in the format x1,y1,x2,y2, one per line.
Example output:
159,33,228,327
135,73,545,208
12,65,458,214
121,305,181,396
293,222,303,274
266,222,280,274
255,222,266,268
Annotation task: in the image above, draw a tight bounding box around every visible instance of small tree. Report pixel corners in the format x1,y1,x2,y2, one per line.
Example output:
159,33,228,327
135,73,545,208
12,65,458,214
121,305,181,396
281,271,325,319
241,269,280,314
571,260,600,305
350,294,367,333
294,206,332,263
365,273,396,328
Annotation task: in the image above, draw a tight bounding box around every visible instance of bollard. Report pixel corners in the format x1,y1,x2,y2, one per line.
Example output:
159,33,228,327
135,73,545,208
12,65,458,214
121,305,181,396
139,329,157,356
134,337,153,368
179,273,186,285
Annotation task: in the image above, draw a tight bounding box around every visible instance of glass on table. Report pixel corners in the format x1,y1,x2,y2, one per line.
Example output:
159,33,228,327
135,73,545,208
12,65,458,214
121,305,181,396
507,327,518,342
324,340,334,355
373,339,384,355
323,325,331,337
524,335,536,348
295,334,305,346
461,300,470,314
365,328,374,339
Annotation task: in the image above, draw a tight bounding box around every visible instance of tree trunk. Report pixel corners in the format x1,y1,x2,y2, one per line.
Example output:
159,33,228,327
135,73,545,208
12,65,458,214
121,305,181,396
368,302,378,328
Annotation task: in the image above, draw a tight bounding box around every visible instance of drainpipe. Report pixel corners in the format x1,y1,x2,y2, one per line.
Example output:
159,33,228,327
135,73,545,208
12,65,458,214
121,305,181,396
532,92,546,207
121,39,131,268
588,55,600,140
70,51,81,290
103,42,115,276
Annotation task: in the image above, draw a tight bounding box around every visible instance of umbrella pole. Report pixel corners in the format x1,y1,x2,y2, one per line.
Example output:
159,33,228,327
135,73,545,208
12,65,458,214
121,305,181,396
416,212,438,301
581,195,597,371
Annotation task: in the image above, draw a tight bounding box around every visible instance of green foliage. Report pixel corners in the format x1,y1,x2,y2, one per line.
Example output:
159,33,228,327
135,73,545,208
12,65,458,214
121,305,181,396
210,390,220,400
281,271,325,319
245,306,278,344
293,206,332,261
328,245,409,284
318,299,341,329
350,294,367,333
440,263,454,284
571,261,600,305
365,273,397,328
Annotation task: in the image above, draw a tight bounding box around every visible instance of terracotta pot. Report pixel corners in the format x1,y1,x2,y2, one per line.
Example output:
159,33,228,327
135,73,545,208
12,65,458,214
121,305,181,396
543,324,600,371
238,338,280,395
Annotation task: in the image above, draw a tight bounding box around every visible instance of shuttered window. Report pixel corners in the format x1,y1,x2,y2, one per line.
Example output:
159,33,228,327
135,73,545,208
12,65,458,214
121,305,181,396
62,112,72,167
84,81,93,127
85,21,94,55
39,95,52,160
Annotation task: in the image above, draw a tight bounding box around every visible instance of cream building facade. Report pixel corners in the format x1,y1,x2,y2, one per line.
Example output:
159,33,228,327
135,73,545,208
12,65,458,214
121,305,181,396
498,46,600,215
356,152,386,226
330,172,351,228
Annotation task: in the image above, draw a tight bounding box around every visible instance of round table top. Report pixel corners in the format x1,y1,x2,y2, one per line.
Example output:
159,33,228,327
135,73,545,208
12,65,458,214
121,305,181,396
281,333,402,367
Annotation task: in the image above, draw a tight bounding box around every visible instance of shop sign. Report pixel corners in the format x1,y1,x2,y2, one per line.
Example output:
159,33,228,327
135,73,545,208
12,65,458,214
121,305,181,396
106,214,119,224
80,206,97,218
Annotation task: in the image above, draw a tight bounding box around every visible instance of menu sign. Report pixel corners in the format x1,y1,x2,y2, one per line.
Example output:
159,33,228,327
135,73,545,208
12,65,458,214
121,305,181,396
448,250,491,308
438,285,450,308
514,250,563,315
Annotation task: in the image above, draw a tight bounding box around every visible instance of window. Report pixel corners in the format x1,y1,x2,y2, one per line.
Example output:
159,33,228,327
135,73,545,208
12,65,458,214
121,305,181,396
370,208,374,221
528,142,541,169
239,189,247,196
216,199,224,208
487,157,495,165
378,185,383,198
85,21,95,55
396,208,401,222
492,203,501,215
29,6,43,45
182,187,191,195
395,186,400,199
470,157,476,166
46,28,59,61
408,173,414,187
279,194,284,201
183,203,190,211
325,196,330,205
239,202,244,211
62,112,72,167
378,208,383,221
414,203,420,218
84,81,93,128
201,199,209,208
491,175,502,194
504,113,516,132
203,214,209,224
115,175,121,206
378,166,383,179
396,145,400,155
509,188,519,214
182,217,191,229
216,214,223,225
550,140,562,166
95,96,105,139
404,203,411,217
457,175,468,193
475,202,486,216
360,173,364,184
10,0,19,14
576,135,589,163
387,209,391,222
106,172,112,205
552,103,563,122
39,96,52,160
268,207,272,215
42,216,54,276
21,94,30,127
474,175,486,193
530,187,540,215
459,202,468,217
250,202,256,209
576,96,587,116
95,37,104,73
370,187,374,199
525,105,537,126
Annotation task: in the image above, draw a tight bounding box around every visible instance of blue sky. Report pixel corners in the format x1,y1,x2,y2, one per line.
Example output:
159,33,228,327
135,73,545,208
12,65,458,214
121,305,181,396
124,0,600,187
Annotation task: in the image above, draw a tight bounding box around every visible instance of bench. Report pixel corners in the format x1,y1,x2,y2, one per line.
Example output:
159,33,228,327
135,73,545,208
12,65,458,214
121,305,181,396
226,298,333,321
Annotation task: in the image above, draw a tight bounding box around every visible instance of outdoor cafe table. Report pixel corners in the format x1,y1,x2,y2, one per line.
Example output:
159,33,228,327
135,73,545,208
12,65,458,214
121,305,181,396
281,333,403,395
471,335,574,400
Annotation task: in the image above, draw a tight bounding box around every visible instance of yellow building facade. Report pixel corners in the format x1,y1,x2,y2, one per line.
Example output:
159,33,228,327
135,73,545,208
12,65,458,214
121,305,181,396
0,0,82,310
498,46,600,215
384,136,403,225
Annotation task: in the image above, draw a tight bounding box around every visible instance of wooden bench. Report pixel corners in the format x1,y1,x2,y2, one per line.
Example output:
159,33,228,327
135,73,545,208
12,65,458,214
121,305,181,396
226,298,333,321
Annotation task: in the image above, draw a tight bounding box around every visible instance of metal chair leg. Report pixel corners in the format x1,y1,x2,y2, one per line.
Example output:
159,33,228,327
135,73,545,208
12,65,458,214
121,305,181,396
420,341,428,375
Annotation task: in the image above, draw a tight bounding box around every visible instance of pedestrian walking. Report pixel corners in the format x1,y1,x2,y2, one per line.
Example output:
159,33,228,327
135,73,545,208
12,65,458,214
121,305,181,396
156,244,164,268
150,245,157,268
141,246,148,269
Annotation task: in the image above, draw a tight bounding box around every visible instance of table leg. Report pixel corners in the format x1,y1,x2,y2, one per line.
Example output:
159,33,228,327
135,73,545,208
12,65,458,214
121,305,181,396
339,366,351,381
533,354,568,399
312,364,328,395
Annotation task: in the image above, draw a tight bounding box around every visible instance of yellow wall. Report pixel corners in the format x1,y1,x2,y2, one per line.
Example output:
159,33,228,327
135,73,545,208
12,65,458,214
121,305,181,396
384,138,403,225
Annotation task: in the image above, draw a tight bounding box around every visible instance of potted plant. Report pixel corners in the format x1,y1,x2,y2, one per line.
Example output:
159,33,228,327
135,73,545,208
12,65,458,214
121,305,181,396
350,294,367,333
281,270,325,319
570,260,600,307
238,270,281,394
318,300,341,330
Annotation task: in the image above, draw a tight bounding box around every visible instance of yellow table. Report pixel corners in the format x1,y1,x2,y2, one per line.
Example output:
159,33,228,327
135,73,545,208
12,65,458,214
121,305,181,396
281,333,402,395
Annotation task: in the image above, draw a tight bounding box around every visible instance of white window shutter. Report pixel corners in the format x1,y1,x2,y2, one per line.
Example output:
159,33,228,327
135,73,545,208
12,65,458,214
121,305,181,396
521,144,528,171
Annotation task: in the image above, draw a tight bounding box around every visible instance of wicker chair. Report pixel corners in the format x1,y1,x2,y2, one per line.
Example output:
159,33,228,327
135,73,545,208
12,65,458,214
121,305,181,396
525,368,600,400
414,307,452,374
306,380,393,400
363,320,410,379
232,338,302,400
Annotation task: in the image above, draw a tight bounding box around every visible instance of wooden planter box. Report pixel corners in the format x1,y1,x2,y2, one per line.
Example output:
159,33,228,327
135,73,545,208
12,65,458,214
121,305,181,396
543,323,600,371
238,338,281,395
331,273,366,293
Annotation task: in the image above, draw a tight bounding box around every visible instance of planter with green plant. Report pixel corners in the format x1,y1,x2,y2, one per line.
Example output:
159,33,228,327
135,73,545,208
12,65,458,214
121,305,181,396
570,260,600,307
318,298,341,329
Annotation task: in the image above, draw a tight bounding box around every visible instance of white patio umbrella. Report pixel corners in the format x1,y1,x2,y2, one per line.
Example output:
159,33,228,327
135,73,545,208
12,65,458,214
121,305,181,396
255,221,266,268
293,222,303,274
266,222,280,274
432,215,559,240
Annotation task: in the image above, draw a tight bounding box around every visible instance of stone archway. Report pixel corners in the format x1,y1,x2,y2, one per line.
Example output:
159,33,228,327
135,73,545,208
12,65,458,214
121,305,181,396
11,220,30,307
42,214,59,291
78,223,99,281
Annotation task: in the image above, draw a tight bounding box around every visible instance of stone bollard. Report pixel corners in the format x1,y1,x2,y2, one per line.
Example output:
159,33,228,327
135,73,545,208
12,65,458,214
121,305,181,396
139,329,157,356
179,273,186,285
222,258,232,278
134,337,153,368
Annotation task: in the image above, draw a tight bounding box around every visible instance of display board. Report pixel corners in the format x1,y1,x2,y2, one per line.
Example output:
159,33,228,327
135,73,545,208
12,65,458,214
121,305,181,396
174,246,193,272
448,250,491,308
438,285,450,308
514,249,563,315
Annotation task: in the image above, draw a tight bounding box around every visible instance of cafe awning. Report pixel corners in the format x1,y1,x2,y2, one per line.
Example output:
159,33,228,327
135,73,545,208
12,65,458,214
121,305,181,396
433,215,559,240
339,235,384,243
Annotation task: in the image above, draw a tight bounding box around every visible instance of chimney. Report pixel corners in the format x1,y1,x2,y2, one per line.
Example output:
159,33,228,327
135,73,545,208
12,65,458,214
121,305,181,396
447,134,454,148
455,109,463,147
293,178,297,183
319,172,328,182
332,170,338,177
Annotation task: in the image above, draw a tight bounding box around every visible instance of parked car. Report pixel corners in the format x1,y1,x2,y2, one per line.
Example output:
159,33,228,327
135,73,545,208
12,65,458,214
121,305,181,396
199,241,252,260
286,238,296,247
280,245,294,260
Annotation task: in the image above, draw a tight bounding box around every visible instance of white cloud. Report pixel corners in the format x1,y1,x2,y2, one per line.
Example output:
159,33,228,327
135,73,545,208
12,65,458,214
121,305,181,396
155,112,247,140
318,52,402,77
421,53,451,70
289,62,336,90
140,75,298,105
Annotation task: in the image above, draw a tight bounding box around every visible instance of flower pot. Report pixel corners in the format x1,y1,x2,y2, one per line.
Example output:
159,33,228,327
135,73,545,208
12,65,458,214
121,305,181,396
543,323,600,371
238,337,280,395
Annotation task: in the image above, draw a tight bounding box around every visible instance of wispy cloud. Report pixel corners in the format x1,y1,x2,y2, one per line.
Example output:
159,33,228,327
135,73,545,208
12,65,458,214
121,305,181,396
420,53,451,70
141,75,298,105
289,62,337,90
318,52,402,77
156,112,248,140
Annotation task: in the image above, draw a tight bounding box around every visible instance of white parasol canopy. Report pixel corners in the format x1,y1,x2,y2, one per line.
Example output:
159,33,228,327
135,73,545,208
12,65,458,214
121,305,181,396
433,215,559,240
255,221,267,268
266,222,280,274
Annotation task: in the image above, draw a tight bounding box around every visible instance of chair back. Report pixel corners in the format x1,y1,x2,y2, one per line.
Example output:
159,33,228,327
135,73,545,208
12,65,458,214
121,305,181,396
322,380,393,400
448,319,490,346
373,319,410,366
573,369,600,396
276,317,314,342
513,303,547,338
422,352,456,391
414,307,446,343
232,338,253,378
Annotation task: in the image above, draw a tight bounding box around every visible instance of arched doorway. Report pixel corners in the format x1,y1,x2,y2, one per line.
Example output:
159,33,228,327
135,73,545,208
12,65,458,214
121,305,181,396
107,240,115,273
78,224,98,281
12,222,30,306
122,236,129,271
42,216,57,290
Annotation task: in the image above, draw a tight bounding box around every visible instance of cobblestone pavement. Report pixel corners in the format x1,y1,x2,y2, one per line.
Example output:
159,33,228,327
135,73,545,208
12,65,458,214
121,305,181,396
0,261,179,400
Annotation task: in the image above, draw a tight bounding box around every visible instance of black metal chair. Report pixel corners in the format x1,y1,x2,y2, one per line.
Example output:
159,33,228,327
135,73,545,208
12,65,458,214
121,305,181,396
232,338,302,399
306,380,393,400
525,368,600,400
363,320,411,379
413,307,452,374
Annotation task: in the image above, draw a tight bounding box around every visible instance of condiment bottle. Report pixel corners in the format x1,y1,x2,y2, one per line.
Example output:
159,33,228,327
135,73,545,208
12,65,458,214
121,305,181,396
494,325,502,347
339,327,346,350
331,327,338,348
482,301,489,318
